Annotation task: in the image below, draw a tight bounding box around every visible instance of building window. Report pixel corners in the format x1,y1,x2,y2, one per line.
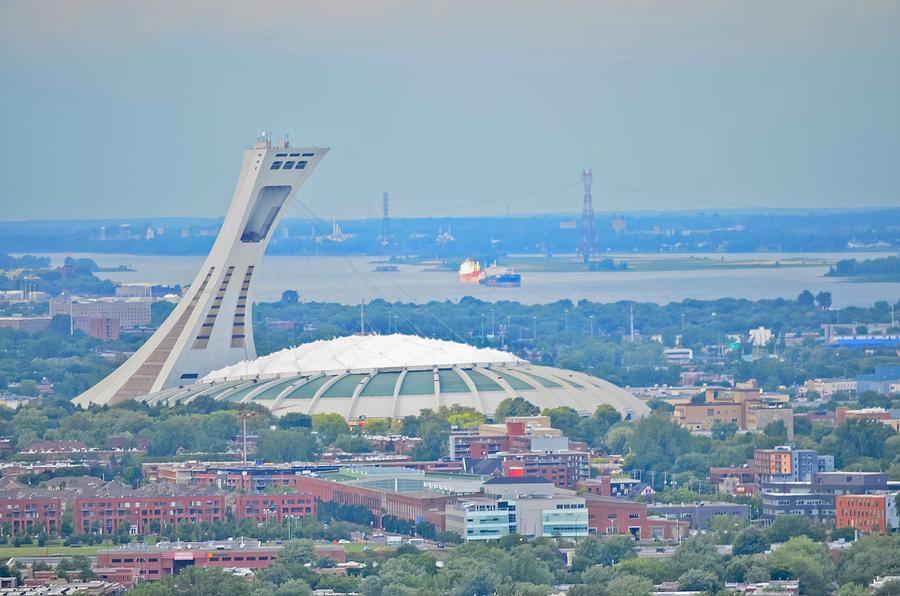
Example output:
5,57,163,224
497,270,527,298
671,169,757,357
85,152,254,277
270,161,283,170
302,152,315,157
295,161,307,169
283,161,295,169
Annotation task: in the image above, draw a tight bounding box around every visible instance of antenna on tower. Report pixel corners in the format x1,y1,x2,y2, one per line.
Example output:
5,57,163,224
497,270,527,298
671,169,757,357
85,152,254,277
579,169,599,265
381,192,395,261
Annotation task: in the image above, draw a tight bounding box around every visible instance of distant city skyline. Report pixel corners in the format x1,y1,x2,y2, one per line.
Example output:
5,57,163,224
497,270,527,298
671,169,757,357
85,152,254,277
1,1,898,220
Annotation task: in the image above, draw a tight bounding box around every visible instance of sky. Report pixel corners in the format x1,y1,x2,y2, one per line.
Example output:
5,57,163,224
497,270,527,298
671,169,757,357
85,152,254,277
0,1,898,220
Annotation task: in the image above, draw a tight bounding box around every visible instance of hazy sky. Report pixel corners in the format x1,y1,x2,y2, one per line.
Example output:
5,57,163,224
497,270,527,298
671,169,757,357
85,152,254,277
1,1,898,220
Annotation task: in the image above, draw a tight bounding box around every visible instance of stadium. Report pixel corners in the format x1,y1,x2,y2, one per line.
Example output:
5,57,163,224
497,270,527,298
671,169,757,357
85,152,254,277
140,334,650,420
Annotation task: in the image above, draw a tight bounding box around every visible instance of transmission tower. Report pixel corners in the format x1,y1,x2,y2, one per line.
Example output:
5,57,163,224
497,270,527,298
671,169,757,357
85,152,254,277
579,169,599,264
381,192,395,261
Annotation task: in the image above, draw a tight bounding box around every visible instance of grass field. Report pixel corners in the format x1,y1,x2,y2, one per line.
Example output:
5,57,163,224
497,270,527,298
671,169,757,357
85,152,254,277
0,544,105,558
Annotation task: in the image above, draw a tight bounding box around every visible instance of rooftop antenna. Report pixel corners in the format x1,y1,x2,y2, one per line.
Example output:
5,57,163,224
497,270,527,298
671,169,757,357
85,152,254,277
579,169,599,264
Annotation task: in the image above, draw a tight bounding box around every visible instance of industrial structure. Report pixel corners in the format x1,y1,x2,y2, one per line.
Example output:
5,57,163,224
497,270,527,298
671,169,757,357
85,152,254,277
579,169,599,264
73,135,328,406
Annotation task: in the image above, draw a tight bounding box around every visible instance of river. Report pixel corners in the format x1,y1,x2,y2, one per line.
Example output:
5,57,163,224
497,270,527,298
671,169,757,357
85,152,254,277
35,252,900,308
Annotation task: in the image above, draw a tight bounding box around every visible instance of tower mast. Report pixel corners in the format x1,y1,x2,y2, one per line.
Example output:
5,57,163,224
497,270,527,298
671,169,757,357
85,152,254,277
579,169,599,264
381,192,395,262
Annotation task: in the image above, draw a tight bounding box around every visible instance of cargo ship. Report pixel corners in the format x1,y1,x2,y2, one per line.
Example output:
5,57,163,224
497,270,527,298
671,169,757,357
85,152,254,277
459,259,483,283
479,264,522,288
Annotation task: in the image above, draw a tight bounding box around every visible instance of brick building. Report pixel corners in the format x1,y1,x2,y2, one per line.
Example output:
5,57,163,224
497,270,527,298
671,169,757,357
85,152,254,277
94,541,279,583
235,493,316,524
293,472,472,532
836,493,900,535
583,494,686,540
73,495,225,535
500,450,590,490
0,494,61,535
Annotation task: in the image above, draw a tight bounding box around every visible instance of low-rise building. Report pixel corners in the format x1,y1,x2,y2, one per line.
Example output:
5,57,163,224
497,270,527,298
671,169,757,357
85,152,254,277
293,467,481,531
499,450,590,490
93,540,278,583
802,378,857,399
235,493,316,524
760,471,889,524
0,493,61,535
856,367,900,395
673,386,794,438
0,316,52,334
753,446,833,484
73,494,225,535
836,493,900,535
482,477,589,539
648,502,750,530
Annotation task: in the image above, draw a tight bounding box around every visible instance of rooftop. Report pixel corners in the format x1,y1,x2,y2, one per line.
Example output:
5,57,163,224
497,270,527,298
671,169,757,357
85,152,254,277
204,333,523,381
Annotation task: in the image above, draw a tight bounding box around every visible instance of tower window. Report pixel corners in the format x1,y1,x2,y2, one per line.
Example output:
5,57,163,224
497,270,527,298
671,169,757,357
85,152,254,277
270,161,283,170
275,153,288,157
295,161,307,169
283,161,295,169
289,153,301,157
302,152,315,157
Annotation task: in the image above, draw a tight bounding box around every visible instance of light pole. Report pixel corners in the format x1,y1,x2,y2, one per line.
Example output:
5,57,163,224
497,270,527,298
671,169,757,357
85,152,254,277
532,316,536,339
589,315,595,337
480,313,485,339
490,309,495,337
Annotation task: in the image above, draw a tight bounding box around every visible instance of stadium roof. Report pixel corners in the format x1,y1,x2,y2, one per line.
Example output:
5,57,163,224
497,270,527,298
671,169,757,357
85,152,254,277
204,334,522,381
140,334,651,421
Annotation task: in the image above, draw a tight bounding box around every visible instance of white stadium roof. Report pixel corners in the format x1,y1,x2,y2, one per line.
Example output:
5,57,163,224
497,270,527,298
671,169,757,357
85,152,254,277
204,334,523,381
141,334,650,421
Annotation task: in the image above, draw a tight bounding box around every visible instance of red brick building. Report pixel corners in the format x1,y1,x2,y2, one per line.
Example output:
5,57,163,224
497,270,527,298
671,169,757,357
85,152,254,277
500,450,590,490
235,493,316,524
94,541,278,583
584,495,686,540
0,495,61,535
73,495,225,535
294,475,458,531
836,493,900,535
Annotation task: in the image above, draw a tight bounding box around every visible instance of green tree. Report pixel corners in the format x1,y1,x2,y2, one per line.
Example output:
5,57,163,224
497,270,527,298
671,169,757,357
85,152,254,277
733,526,771,556
256,429,318,462
834,584,870,596
837,535,900,586
543,406,583,438
708,514,748,544
625,413,692,478
768,536,834,595
312,413,349,445
277,412,312,429
572,535,636,571
127,567,250,596
711,420,738,440
495,397,540,420
766,515,825,544
816,291,833,309
835,419,896,465
678,569,722,593
797,290,815,308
